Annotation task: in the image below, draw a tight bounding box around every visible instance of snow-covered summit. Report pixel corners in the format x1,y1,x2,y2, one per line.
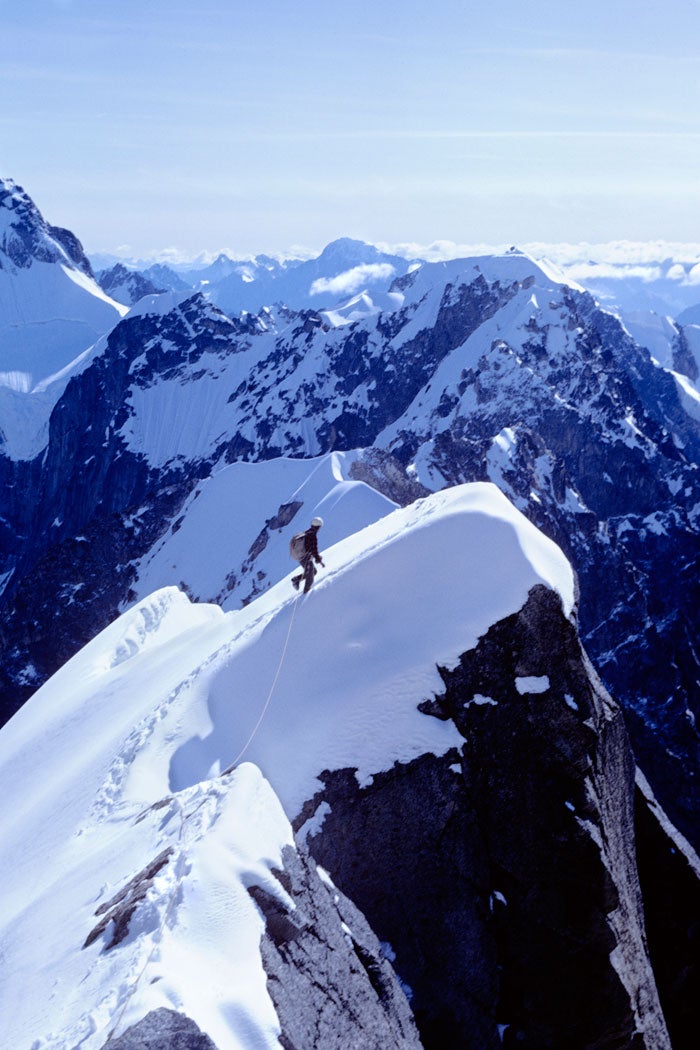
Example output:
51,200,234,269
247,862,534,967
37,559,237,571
0,177,91,275
0,177,126,392
389,249,578,309
96,262,167,306
2,480,574,827
202,238,409,316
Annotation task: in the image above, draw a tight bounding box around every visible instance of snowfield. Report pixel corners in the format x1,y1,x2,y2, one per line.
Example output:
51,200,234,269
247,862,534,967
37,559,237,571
0,482,574,1050
0,252,125,391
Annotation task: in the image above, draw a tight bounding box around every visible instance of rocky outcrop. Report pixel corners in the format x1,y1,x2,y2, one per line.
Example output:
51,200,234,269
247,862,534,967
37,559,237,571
298,586,673,1049
96,823,421,1050
84,848,173,950
249,842,423,1050
97,263,167,305
634,771,700,1050
0,178,94,275
104,1008,217,1049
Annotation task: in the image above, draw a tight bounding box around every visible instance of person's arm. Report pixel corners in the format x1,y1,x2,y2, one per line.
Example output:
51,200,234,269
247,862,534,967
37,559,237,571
309,530,324,565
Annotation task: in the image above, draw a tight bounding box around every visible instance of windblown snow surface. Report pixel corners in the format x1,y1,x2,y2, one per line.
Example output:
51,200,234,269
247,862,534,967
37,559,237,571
0,261,125,392
0,483,574,1050
0,254,126,459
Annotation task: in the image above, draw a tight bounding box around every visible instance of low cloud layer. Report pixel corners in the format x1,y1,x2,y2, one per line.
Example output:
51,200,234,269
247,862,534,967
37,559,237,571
310,263,396,298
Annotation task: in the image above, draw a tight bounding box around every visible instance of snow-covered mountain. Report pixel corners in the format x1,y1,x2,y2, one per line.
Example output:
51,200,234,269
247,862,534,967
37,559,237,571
617,309,700,413
677,301,700,327
96,262,167,306
203,238,410,318
2,484,696,1048
0,178,126,390
91,242,700,325
90,239,411,321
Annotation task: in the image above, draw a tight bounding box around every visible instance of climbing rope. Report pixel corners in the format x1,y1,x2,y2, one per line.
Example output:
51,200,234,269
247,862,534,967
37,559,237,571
103,593,300,1043
223,592,300,773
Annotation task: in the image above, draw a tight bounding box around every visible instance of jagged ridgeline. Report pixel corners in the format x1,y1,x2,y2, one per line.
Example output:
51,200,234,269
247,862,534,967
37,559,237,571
0,179,699,1048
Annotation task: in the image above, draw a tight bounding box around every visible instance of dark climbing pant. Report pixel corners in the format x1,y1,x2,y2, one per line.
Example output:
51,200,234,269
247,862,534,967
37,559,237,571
293,555,317,593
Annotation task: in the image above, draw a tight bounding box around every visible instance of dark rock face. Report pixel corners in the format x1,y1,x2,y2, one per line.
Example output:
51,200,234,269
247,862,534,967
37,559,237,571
97,263,167,305
634,772,700,1050
0,179,94,275
0,295,240,720
84,848,173,950
297,753,493,1049
348,447,431,506
104,1008,217,1049
376,284,700,849
248,841,423,1050
299,587,672,1050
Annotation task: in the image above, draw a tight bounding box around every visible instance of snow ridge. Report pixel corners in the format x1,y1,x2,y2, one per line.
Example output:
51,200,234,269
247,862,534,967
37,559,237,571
0,484,573,1048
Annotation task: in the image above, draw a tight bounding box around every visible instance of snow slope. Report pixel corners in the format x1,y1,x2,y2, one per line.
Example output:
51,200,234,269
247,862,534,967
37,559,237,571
0,179,126,459
0,260,125,388
617,310,700,414
0,179,126,390
0,483,574,1050
0,333,110,461
129,451,398,609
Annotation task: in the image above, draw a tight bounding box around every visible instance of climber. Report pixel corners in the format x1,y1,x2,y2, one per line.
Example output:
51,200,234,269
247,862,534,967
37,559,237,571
290,517,325,593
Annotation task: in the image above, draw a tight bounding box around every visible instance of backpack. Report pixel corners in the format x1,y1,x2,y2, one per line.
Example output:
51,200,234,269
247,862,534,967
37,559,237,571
289,531,307,563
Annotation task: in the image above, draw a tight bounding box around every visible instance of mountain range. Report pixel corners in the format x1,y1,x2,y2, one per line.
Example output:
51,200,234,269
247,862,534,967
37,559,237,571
1,177,699,1049
91,242,700,323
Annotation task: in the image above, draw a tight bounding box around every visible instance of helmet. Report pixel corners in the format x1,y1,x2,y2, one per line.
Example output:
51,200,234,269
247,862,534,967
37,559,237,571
311,516,323,528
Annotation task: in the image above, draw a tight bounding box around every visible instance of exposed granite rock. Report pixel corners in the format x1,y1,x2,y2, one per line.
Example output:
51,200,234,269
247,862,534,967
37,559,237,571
634,770,700,1050
84,848,173,950
299,586,672,1050
295,751,494,1049
95,813,421,1050
104,1008,217,1049
97,263,166,305
348,447,430,506
239,499,305,604
248,840,423,1050
1,179,94,275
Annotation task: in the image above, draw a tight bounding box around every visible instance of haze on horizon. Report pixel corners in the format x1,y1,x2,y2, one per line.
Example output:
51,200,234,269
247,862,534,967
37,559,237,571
1,0,699,258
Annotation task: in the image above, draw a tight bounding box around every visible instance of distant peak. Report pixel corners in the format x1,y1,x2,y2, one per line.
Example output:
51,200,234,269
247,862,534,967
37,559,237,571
317,237,381,263
0,176,93,277
0,178,38,217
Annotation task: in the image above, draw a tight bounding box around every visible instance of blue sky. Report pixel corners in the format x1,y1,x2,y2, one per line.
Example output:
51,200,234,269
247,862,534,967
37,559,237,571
2,0,699,256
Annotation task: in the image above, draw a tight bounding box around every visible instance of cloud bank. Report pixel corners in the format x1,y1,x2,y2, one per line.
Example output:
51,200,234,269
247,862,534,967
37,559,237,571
310,263,396,298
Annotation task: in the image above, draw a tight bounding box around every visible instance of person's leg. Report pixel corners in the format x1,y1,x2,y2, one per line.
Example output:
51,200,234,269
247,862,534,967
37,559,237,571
303,556,316,593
